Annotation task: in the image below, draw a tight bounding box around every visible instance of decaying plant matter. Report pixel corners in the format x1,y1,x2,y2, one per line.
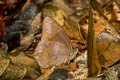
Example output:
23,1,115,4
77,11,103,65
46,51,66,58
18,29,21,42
0,0,120,80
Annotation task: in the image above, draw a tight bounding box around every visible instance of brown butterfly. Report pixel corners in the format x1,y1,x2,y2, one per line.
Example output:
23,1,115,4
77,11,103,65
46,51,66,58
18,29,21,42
32,17,73,68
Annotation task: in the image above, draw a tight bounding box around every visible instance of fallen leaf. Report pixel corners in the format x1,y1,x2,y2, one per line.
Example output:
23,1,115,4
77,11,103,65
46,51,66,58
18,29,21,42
0,58,10,76
0,47,10,76
42,5,67,26
63,16,85,42
0,64,27,80
52,0,74,16
36,66,55,80
42,5,85,43
0,15,5,45
10,52,39,70
2,4,38,50
97,30,120,67
69,62,77,71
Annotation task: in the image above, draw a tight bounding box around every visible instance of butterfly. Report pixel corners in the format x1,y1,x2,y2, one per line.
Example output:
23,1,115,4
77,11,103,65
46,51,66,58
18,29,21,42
32,17,73,68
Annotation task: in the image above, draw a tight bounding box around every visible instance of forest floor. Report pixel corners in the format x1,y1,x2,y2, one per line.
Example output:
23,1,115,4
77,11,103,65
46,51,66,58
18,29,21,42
0,0,120,80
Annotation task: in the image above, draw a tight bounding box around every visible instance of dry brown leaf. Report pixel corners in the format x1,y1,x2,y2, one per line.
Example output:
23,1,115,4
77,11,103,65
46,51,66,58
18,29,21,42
0,15,5,47
42,5,85,43
80,15,105,38
21,0,31,11
0,64,27,80
0,58,10,76
116,0,120,4
42,5,67,26
10,52,39,69
63,16,85,43
97,0,111,6
91,0,104,16
69,62,77,71
97,31,120,67
52,0,74,16
36,66,55,80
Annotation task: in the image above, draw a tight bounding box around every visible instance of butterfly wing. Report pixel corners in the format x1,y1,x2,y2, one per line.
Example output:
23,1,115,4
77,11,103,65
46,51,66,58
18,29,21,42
33,17,73,68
